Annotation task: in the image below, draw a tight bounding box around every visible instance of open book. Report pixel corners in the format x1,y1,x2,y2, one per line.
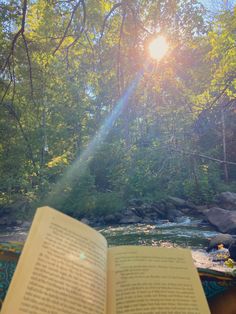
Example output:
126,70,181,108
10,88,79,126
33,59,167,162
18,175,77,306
1,206,210,314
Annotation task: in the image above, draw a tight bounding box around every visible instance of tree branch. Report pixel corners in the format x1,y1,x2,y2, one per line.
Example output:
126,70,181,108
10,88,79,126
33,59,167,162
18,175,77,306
66,0,86,50
0,0,27,74
1,57,37,169
52,0,83,55
170,147,236,166
117,11,126,96
208,77,234,110
100,2,122,40
22,33,34,100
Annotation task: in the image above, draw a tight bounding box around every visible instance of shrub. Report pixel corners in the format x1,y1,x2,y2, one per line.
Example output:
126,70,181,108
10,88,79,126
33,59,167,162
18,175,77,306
93,191,124,217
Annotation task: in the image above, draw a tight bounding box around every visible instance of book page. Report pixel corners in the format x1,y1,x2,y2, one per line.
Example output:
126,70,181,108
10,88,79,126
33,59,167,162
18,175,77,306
107,246,210,314
1,206,107,314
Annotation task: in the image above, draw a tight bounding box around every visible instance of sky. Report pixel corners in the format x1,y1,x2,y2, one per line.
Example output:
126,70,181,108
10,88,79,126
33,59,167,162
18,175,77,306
199,0,236,13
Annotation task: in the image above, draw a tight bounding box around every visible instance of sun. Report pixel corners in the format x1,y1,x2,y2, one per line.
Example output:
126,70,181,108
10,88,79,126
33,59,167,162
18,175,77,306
149,36,169,61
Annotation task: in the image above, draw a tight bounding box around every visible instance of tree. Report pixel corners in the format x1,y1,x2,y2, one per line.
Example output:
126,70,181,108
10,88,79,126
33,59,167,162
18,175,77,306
1,0,235,216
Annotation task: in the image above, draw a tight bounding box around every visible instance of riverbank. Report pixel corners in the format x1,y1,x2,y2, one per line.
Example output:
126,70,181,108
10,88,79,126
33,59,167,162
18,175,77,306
0,191,236,272
78,192,236,236
1,192,236,234
0,217,235,273
192,250,233,272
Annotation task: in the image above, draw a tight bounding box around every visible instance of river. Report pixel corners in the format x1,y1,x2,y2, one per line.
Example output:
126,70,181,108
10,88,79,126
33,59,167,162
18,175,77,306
0,216,219,249
0,216,232,271
98,217,220,249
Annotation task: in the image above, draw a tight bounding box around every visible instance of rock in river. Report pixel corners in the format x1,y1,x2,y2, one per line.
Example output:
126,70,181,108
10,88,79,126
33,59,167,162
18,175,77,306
208,234,235,251
205,207,236,234
217,191,236,210
229,242,236,260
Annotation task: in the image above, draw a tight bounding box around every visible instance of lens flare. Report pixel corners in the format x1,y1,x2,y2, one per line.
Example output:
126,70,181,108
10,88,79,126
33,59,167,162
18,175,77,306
149,36,169,61
46,69,145,205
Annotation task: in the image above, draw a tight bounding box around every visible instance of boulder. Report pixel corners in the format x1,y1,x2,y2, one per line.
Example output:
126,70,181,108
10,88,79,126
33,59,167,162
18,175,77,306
218,191,236,210
104,213,123,224
166,208,182,222
120,213,142,224
136,204,165,219
104,214,116,224
180,208,192,214
168,196,186,207
0,216,17,227
152,206,166,218
143,212,159,222
168,197,200,212
157,219,169,224
197,220,211,227
141,217,154,224
124,208,136,215
208,234,235,251
93,217,105,226
205,207,236,234
134,205,150,218
21,221,32,228
209,248,230,261
80,218,90,225
194,205,209,213
229,242,236,260
185,201,200,211
152,201,166,212
16,219,23,226
128,199,143,206
0,207,12,217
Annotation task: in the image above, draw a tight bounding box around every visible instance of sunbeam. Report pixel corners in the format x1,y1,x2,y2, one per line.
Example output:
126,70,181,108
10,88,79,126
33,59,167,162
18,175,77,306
46,68,145,205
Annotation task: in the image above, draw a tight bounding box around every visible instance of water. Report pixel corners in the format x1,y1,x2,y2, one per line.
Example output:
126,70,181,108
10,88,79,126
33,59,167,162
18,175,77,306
0,226,29,242
0,216,220,250
98,217,220,249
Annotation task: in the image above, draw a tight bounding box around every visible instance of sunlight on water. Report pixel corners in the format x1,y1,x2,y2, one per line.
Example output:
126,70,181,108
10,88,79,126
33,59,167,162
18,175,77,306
0,216,220,250
98,217,220,249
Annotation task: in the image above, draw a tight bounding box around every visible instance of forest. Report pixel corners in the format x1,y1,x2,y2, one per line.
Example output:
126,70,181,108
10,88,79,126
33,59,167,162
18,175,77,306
0,0,236,220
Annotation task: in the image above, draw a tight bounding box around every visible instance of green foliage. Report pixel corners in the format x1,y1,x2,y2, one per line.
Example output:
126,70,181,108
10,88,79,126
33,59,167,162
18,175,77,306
51,170,96,218
183,176,215,204
93,192,124,217
0,0,236,220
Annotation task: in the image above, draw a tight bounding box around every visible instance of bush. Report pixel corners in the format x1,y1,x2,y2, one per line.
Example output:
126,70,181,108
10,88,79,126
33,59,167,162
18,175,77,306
46,169,96,218
182,164,220,204
93,192,124,217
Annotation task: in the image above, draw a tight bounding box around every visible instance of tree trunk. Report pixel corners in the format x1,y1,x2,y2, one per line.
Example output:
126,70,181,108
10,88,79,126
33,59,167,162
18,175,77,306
221,108,229,182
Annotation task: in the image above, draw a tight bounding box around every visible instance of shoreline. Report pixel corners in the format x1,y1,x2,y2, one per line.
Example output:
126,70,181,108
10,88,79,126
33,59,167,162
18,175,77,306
0,229,234,273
